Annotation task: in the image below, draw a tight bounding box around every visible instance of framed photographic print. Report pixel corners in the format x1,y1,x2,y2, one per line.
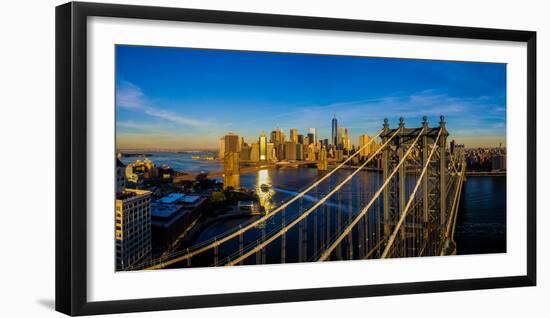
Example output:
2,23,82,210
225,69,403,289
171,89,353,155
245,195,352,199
55,1,536,316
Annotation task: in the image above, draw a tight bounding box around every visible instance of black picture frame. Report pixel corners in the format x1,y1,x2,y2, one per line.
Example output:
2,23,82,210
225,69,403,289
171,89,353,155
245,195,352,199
55,1,537,316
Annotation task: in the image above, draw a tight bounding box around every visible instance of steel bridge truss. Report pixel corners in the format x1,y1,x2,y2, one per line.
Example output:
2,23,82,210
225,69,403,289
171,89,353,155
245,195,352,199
379,116,464,258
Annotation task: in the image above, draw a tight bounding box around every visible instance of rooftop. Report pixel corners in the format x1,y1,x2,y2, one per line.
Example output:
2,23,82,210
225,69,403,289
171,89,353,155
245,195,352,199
151,202,182,219
180,195,201,204
158,193,186,204
116,189,151,201
157,193,203,205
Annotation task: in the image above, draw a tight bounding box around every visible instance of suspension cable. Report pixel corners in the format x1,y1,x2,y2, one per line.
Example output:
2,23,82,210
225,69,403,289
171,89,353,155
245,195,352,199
381,128,442,258
318,127,426,261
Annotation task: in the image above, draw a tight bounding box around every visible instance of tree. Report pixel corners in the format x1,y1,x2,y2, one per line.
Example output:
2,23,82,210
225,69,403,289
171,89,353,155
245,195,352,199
210,191,226,204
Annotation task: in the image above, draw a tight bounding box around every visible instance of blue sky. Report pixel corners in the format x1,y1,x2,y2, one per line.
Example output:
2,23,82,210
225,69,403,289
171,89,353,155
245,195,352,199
115,45,506,150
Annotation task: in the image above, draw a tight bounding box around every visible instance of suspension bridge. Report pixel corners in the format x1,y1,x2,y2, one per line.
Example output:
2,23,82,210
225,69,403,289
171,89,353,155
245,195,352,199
126,115,466,270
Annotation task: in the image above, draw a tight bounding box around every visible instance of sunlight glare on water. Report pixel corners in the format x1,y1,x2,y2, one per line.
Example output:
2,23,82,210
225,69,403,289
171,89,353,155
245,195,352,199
255,169,275,212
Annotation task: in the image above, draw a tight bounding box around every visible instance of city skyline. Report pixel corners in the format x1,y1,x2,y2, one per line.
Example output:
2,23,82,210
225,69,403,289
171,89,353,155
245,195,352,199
116,45,506,150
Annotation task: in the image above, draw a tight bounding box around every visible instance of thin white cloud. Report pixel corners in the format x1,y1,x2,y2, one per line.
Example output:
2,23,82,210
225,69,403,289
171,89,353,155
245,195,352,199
116,81,209,128
116,120,166,133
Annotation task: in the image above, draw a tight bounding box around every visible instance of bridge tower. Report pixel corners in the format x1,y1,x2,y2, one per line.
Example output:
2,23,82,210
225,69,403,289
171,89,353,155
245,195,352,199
381,116,449,257
317,146,328,171
223,151,240,189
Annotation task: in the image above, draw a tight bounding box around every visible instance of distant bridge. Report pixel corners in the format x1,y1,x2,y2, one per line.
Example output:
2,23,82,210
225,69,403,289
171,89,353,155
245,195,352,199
172,160,321,182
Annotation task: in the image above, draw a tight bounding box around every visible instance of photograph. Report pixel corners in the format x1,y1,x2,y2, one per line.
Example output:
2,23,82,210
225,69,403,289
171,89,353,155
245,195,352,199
114,45,507,271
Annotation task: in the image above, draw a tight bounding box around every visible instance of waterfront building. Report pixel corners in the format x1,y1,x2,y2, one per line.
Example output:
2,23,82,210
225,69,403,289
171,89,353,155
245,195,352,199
276,143,284,162
223,151,240,189
491,154,507,171
266,142,276,162
284,141,297,161
250,143,260,162
116,189,152,270
124,158,158,186
331,116,338,148
259,131,268,161
296,143,305,160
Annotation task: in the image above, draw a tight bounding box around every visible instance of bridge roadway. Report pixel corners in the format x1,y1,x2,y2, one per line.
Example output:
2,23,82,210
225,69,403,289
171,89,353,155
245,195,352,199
172,160,326,182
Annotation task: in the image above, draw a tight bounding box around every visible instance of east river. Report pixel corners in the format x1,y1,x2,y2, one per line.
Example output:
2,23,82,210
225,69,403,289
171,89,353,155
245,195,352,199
121,152,506,266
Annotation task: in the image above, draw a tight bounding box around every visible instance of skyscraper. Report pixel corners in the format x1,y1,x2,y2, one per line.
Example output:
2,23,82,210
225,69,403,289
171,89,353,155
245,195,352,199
290,128,298,143
331,116,338,148
343,128,350,150
296,144,305,160
240,144,251,161
359,134,377,159
309,128,317,145
284,141,297,161
266,142,275,162
250,143,260,162
259,131,267,161
115,189,152,270
271,128,285,161
270,128,284,144
307,133,314,145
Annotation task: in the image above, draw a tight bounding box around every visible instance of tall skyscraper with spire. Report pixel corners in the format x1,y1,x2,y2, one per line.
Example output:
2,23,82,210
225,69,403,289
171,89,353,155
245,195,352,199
331,115,338,148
